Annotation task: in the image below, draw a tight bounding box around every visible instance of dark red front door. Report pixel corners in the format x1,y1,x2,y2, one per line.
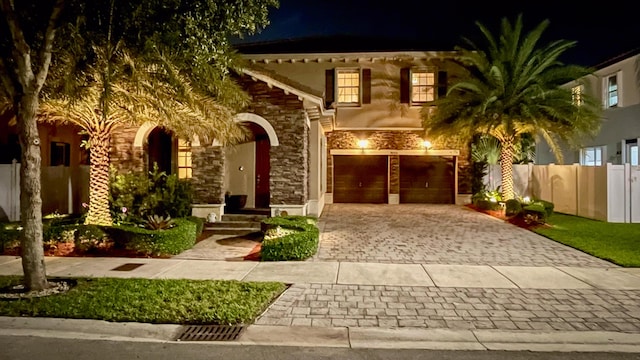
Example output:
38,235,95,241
255,135,270,208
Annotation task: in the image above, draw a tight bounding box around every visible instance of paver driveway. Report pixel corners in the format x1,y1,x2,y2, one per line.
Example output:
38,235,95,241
313,204,612,267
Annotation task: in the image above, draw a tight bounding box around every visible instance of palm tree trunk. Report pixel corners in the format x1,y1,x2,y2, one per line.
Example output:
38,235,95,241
17,92,48,291
500,138,516,200
85,131,114,226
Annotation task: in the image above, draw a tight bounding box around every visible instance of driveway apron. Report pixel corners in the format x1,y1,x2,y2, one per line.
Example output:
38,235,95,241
313,204,612,267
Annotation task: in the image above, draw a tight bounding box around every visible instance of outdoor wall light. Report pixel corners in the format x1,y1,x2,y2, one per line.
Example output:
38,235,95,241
422,140,432,149
358,139,369,149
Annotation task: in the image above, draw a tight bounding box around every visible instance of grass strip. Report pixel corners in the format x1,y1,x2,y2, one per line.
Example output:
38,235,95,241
0,277,286,325
533,213,640,267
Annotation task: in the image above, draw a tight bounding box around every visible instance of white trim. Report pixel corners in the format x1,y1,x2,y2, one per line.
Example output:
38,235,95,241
134,122,202,147
191,203,225,219
133,122,157,147
240,68,334,119
234,113,280,146
307,196,326,217
331,149,460,156
270,204,308,217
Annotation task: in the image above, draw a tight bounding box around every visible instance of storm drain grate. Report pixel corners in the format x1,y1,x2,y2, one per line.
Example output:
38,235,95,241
111,263,145,271
176,325,246,341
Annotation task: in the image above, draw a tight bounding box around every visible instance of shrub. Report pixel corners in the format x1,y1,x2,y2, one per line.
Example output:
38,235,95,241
505,199,523,217
522,203,547,224
474,199,502,211
74,225,111,253
109,165,193,223
105,218,196,256
0,223,21,251
186,216,205,236
260,215,319,261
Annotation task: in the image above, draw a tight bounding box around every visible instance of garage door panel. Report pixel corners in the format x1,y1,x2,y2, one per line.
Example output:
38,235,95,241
400,156,454,204
334,155,388,203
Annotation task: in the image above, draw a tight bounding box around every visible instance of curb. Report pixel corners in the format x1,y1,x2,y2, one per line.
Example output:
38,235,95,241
2,317,640,352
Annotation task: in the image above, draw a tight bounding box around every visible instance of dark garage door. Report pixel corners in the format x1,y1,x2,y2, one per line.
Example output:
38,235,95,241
333,155,388,203
400,155,454,203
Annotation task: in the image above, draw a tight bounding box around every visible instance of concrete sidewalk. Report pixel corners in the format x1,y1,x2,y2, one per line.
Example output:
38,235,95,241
2,255,640,289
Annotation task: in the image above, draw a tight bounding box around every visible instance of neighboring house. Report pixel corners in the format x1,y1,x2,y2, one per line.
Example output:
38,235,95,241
0,119,89,220
108,41,474,218
536,48,640,166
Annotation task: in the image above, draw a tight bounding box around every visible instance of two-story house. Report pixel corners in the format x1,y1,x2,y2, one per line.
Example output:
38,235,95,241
536,48,640,166
58,45,474,219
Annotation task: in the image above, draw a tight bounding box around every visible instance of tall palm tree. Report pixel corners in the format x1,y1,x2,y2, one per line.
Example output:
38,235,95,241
40,45,248,225
422,15,601,200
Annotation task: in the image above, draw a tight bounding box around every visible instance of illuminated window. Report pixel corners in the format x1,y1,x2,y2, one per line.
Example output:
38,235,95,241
581,146,603,166
571,85,583,106
337,69,360,104
177,139,192,179
607,75,618,108
411,70,435,103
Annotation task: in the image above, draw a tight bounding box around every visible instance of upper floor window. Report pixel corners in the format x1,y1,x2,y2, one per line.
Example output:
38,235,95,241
411,69,436,103
336,69,360,104
606,74,618,108
581,146,604,166
571,85,583,106
177,139,192,179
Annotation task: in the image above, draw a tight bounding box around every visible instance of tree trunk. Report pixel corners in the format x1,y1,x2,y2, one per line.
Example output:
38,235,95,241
499,138,515,201
17,93,48,291
85,131,113,226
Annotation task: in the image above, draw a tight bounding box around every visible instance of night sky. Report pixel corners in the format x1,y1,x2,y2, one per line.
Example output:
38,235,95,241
238,0,640,67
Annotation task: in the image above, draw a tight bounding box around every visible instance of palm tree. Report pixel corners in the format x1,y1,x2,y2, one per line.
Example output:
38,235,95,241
39,45,249,225
422,15,601,200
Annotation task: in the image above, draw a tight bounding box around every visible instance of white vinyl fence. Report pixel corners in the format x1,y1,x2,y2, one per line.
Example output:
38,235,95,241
485,163,640,223
0,162,89,222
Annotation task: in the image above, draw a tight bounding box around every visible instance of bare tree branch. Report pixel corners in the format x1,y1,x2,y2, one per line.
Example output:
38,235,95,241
0,56,17,100
35,0,65,90
1,0,32,87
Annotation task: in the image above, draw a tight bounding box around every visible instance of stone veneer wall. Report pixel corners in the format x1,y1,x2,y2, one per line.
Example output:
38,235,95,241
237,77,309,205
191,145,225,204
326,130,472,195
110,125,144,173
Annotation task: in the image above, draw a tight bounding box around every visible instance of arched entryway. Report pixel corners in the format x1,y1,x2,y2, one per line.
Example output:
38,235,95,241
147,127,174,174
145,126,192,179
225,113,279,211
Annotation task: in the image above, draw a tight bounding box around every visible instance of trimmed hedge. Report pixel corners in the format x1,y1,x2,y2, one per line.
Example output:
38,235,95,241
106,218,196,256
186,216,205,236
260,216,319,261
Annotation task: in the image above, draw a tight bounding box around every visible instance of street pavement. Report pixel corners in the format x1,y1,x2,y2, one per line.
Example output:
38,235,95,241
1,204,640,352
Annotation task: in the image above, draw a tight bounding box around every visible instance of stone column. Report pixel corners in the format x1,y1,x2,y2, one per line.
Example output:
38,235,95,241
191,145,225,204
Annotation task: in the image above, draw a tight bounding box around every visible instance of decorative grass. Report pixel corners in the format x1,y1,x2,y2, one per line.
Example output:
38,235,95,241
0,277,286,325
533,213,640,267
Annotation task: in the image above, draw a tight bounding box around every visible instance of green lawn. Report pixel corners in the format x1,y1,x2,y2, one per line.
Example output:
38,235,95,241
0,277,286,325
533,213,640,267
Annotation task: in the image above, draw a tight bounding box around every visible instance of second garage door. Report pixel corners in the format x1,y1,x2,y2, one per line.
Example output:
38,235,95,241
399,155,454,204
333,155,388,203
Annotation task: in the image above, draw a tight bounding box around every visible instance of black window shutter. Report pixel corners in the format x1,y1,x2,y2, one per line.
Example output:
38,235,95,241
400,68,410,104
437,71,448,98
362,68,371,104
325,69,335,108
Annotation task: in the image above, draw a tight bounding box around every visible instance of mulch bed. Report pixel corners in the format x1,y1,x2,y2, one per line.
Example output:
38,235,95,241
464,204,543,230
1,229,217,259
